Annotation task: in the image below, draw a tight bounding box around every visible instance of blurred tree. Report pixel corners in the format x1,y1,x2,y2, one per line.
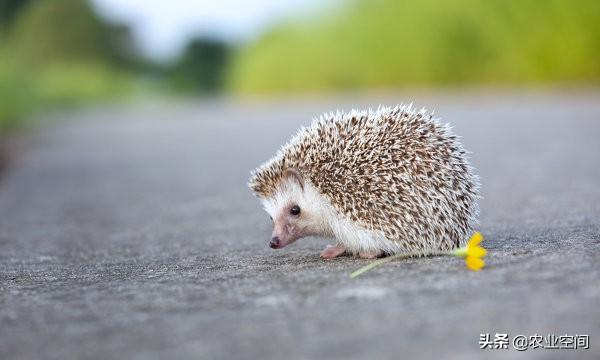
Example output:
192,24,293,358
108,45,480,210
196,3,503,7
169,38,230,93
105,22,141,70
0,0,35,33
9,0,137,68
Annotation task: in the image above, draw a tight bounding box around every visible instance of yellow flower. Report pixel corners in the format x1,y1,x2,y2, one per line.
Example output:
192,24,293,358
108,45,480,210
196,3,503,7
453,232,487,271
465,255,485,271
349,231,488,278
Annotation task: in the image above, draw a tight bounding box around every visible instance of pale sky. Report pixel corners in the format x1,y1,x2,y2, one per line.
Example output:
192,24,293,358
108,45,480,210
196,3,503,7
90,0,334,61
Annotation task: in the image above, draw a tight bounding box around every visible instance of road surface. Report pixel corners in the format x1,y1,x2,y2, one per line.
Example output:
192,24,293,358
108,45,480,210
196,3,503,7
1,92,599,359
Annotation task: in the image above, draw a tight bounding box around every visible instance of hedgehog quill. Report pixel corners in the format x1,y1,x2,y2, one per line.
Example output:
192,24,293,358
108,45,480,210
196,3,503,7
249,105,481,266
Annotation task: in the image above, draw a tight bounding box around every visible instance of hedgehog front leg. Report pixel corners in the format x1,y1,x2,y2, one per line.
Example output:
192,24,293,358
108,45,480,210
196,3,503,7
320,244,347,259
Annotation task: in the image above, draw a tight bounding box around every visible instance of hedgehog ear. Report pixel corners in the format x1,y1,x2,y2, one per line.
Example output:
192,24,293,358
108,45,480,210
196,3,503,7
283,168,304,192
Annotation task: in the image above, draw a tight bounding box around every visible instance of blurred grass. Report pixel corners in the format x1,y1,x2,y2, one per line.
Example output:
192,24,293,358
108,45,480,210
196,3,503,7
229,0,600,93
0,0,133,133
0,49,131,132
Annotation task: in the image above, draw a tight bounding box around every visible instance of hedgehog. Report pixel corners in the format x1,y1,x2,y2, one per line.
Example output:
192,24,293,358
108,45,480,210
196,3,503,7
248,105,480,259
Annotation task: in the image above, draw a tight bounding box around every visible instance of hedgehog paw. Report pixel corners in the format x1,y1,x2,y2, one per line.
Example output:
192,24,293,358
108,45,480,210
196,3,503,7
358,250,383,259
320,244,346,260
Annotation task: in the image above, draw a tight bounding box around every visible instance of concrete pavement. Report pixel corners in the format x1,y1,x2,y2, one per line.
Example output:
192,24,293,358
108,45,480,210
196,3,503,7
1,92,599,359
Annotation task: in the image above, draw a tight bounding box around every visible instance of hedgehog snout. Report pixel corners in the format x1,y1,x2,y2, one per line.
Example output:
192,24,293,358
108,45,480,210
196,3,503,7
269,216,301,249
270,236,281,248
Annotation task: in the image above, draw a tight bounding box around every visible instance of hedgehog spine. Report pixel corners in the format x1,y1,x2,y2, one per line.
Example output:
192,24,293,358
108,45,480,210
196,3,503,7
249,104,480,256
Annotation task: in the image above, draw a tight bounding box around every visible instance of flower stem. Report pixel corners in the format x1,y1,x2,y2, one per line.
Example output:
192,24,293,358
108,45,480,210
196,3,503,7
349,250,452,278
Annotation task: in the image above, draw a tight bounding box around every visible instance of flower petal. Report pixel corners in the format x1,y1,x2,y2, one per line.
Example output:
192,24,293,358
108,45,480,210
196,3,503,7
467,245,487,258
467,232,483,247
465,256,485,271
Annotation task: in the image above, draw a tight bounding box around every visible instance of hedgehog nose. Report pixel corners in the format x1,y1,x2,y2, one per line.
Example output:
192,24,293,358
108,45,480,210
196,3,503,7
270,236,280,248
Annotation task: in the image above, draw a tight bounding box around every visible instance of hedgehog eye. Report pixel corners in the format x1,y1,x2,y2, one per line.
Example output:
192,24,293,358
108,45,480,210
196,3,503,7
269,215,273,222
290,205,301,216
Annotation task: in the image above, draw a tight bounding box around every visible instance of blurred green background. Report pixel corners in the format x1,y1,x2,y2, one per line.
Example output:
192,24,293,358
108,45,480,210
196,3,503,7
231,0,600,93
1,0,599,132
